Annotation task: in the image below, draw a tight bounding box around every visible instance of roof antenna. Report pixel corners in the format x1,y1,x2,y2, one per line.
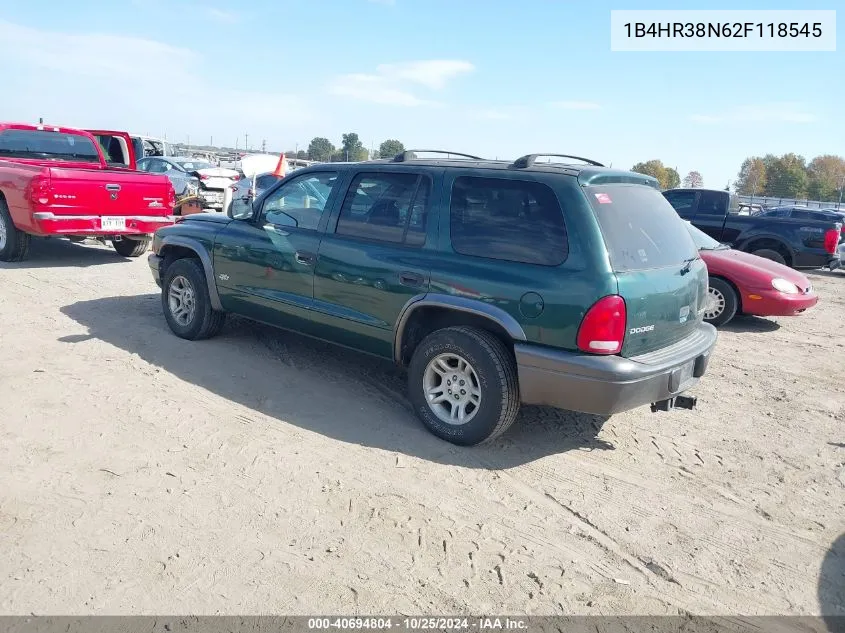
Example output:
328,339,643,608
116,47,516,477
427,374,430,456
39,117,43,124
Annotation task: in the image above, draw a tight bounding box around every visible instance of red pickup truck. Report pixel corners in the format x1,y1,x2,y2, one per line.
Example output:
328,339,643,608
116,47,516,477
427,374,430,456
0,123,176,262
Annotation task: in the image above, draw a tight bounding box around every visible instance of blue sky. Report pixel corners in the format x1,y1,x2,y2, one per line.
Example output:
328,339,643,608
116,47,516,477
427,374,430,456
0,0,842,188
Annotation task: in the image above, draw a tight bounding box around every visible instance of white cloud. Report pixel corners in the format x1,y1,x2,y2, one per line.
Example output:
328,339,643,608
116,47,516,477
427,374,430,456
471,109,513,121
549,100,602,111
690,104,816,124
0,19,200,85
376,60,475,90
206,8,239,24
327,74,432,107
0,20,313,142
327,59,473,107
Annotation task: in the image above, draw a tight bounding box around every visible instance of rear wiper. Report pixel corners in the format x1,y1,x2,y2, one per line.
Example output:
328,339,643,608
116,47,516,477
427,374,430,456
680,257,697,275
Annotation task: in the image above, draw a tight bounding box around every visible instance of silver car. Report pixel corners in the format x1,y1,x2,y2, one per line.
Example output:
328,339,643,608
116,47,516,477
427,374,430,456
137,156,200,198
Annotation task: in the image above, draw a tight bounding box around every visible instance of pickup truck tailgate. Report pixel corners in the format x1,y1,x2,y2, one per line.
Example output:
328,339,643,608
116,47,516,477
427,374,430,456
45,166,173,217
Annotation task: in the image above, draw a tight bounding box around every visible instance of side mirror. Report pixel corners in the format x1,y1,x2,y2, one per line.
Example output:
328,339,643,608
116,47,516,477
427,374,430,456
266,211,298,228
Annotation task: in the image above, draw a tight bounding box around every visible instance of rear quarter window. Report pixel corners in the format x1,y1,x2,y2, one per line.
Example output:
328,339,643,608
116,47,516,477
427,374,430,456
586,184,698,272
449,176,568,266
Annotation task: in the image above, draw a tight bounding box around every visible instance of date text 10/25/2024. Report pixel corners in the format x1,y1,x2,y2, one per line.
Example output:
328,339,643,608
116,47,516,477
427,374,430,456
307,617,528,631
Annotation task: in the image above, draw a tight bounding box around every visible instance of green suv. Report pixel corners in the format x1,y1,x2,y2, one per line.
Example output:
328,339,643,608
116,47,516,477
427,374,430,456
148,151,718,445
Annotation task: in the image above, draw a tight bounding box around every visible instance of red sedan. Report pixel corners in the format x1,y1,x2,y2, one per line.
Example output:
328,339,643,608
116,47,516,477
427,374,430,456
686,222,818,326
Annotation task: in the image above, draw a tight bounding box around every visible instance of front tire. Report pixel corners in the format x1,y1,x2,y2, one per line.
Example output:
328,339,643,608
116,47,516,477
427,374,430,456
704,277,738,327
407,326,520,446
161,258,226,340
0,198,31,262
113,237,151,257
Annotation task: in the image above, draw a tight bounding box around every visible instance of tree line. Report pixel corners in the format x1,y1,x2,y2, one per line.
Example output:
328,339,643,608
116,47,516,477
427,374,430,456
630,160,705,190
734,154,845,201
631,154,845,201
284,134,405,163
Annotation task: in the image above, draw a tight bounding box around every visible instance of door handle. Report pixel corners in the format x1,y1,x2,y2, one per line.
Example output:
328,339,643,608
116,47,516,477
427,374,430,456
295,250,317,266
399,272,424,287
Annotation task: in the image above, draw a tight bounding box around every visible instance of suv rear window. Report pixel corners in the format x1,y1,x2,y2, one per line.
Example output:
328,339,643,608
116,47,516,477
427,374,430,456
0,129,101,163
586,184,698,272
450,176,568,266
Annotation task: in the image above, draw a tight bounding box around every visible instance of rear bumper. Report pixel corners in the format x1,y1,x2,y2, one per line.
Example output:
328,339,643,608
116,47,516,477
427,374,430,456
29,212,175,237
742,289,818,316
148,253,163,288
516,322,718,416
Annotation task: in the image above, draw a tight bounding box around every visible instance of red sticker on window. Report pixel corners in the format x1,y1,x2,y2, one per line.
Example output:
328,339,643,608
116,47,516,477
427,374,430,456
595,193,612,204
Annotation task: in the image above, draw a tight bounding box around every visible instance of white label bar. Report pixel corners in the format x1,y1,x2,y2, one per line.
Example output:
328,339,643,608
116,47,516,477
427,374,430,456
611,10,836,51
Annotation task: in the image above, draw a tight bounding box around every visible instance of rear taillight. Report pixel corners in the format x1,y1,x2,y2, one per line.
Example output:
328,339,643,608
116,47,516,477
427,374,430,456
166,184,177,210
199,174,210,180
232,174,241,181
577,295,626,355
29,175,52,205
824,227,839,254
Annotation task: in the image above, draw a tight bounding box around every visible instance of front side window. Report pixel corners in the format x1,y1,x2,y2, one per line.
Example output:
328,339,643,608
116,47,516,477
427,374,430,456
261,172,338,231
335,172,431,246
449,176,568,266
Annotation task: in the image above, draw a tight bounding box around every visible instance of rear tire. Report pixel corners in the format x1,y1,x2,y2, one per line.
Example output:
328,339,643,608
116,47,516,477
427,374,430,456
113,237,151,257
0,198,31,262
751,248,787,266
161,258,226,340
407,326,520,446
704,277,738,327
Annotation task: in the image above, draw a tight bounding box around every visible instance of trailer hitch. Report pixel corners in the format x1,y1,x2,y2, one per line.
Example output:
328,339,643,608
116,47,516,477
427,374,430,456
651,395,697,412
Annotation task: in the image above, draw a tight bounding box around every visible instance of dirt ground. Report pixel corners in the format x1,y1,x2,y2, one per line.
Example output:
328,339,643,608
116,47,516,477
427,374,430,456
0,238,843,617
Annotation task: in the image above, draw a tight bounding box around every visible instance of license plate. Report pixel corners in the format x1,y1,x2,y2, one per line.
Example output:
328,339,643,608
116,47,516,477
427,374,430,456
101,216,126,231
676,360,695,390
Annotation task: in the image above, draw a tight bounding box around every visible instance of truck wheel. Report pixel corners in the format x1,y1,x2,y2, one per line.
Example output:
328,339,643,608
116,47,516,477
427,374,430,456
704,277,738,327
0,198,31,262
161,258,226,340
751,248,786,266
407,326,520,446
113,237,151,257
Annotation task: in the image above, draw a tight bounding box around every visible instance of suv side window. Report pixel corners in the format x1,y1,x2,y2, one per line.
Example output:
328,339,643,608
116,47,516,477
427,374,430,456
335,172,431,246
663,190,696,214
260,172,338,230
449,176,568,266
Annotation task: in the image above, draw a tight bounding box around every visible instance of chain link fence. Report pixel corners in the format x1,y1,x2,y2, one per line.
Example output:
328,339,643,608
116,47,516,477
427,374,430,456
735,194,843,210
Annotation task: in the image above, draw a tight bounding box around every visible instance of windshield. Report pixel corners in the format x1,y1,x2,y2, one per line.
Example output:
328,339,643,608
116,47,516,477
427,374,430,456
0,129,101,163
586,184,699,271
685,221,725,250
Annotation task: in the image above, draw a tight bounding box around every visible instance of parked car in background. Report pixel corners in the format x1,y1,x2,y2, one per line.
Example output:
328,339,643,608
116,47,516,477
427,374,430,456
0,122,176,261
756,205,845,228
663,188,842,270
148,150,718,446
137,156,239,209
225,171,283,217
685,222,818,326
130,135,174,159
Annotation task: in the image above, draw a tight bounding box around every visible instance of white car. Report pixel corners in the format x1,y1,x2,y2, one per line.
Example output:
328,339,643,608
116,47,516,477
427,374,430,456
137,156,240,210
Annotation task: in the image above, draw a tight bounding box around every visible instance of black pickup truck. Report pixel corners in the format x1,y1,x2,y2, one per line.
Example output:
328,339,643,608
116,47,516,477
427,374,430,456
663,188,842,270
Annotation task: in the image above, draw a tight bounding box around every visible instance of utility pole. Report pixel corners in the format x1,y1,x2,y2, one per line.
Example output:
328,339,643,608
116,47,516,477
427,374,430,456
245,133,249,151
261,139,266,153
838,174,845,209
210,135,213,147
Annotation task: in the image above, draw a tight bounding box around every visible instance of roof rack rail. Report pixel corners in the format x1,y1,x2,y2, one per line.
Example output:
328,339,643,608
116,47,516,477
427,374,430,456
512,154,604,168
393,149,484,162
